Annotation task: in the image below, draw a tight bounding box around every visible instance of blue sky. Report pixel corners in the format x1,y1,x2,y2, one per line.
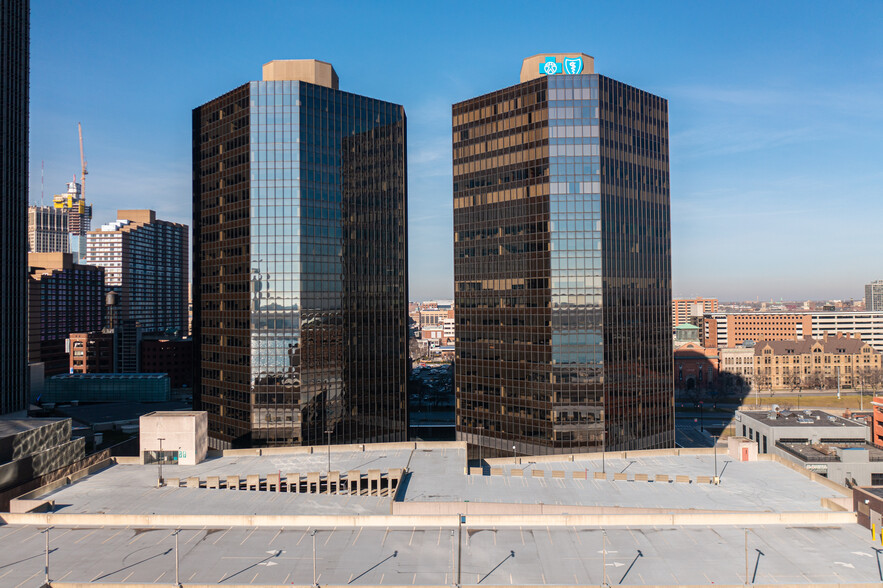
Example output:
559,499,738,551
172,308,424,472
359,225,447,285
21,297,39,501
29,1,883,302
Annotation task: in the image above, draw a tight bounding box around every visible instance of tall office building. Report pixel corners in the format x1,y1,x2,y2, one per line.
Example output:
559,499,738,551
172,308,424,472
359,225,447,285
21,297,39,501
193,60,408,449
866,281,883,312
1,0,29,414
454,54,673,456
83,210,188,335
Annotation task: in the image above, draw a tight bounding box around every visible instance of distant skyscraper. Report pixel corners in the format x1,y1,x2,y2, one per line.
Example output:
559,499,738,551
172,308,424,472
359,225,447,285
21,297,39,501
83,209,188,335
866,281,883,312
28,253,105,376
193,60,408,449
53,179,91,259
454,53,673,456
0,0,29,414
27,179,92,259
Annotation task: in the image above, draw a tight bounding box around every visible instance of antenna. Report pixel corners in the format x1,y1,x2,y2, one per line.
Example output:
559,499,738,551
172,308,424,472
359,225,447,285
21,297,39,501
78,122,88,201
41,160,44,206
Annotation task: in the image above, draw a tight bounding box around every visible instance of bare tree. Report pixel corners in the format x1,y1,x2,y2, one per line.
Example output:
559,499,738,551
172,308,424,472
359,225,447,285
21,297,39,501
753,371,771,395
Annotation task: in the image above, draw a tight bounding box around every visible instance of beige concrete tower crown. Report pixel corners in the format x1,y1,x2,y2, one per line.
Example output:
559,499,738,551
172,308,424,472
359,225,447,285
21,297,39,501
262,59,339,90
520,53,594,83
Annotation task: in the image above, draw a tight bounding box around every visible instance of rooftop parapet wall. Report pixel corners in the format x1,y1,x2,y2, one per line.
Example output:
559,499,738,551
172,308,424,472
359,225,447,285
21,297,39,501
0,509,857,529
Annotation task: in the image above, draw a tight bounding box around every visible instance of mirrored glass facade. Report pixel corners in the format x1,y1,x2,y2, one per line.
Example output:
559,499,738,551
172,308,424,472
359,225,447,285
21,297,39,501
453,72,672,456
0,0,29,414
194,79,408,448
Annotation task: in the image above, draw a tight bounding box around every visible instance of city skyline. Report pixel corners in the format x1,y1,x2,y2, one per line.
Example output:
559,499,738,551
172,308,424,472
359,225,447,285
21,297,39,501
27,1,883,301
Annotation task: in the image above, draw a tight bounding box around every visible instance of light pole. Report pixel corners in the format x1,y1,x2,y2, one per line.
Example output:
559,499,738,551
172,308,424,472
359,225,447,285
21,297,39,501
450,529,455,583
311,529,317,587
44,526,53,585
512,444,516,463
157,437,165,487
744,529,749,584
477,425,484,468
602,429,607,474
601,530,608,587
837,366,841,400
712,435,719,484
325,429,333,474
174,529,180,586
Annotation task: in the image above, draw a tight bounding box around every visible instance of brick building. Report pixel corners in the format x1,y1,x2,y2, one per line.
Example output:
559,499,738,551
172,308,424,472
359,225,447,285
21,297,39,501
673,342,719,393
672,297,717,329
69,331,114,374
28,253,104,376
751,333,881,391
140,338,193,389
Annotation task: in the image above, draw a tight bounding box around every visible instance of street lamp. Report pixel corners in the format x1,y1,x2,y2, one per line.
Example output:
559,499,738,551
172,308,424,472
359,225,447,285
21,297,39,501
477,424,484,468
602,428,606,475
311,529,317,587
43,526,53,585
711,435,719,484
601,530,608,587
174,529,180,586
512,444,516,463
157,437,166,487
325,429,334,474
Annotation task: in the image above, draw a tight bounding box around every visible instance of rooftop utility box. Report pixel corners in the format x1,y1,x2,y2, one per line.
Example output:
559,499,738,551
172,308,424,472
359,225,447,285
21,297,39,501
139,411,207,466
727,436,758,462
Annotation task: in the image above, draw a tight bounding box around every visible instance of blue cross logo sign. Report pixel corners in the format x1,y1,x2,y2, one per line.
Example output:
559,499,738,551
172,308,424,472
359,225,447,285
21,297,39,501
539,56,583,76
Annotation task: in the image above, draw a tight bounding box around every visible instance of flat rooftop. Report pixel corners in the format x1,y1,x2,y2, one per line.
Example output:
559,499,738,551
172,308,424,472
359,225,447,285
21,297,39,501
0,417,64,438
53,400,191,426
3,443,881,586
0,522,879,586
36,446,843,516
740,409,866,428
779,441,883,463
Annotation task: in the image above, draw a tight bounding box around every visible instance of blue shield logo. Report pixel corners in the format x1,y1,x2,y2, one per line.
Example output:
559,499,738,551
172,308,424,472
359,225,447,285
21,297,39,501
562,57,583,75
539,57,561,75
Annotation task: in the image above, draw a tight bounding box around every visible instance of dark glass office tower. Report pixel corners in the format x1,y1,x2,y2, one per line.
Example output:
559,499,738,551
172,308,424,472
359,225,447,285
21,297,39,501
454,54,673,456
193,60,408,448
0,0,29,414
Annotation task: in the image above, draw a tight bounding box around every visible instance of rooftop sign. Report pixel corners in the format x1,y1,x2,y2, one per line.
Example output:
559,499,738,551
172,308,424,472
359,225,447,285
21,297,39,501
539,56,584,76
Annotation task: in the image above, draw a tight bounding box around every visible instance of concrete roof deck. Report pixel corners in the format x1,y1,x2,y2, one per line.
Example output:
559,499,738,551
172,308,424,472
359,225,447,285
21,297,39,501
0,522,880,586
740,409,865,428
37,445,846,517
41,448,415,516
405,453,841,513
5,443,880,586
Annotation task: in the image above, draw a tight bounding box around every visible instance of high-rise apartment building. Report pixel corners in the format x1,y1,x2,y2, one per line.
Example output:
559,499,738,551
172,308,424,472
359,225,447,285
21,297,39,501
193,60,408,449
0,0,29,414
866,281,883,312
28,253,105,376
672,297,717,328
83,210,188,335
454,54,673,456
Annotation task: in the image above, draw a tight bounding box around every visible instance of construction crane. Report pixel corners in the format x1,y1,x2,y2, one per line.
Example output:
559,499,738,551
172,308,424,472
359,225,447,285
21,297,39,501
78,122,88,200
